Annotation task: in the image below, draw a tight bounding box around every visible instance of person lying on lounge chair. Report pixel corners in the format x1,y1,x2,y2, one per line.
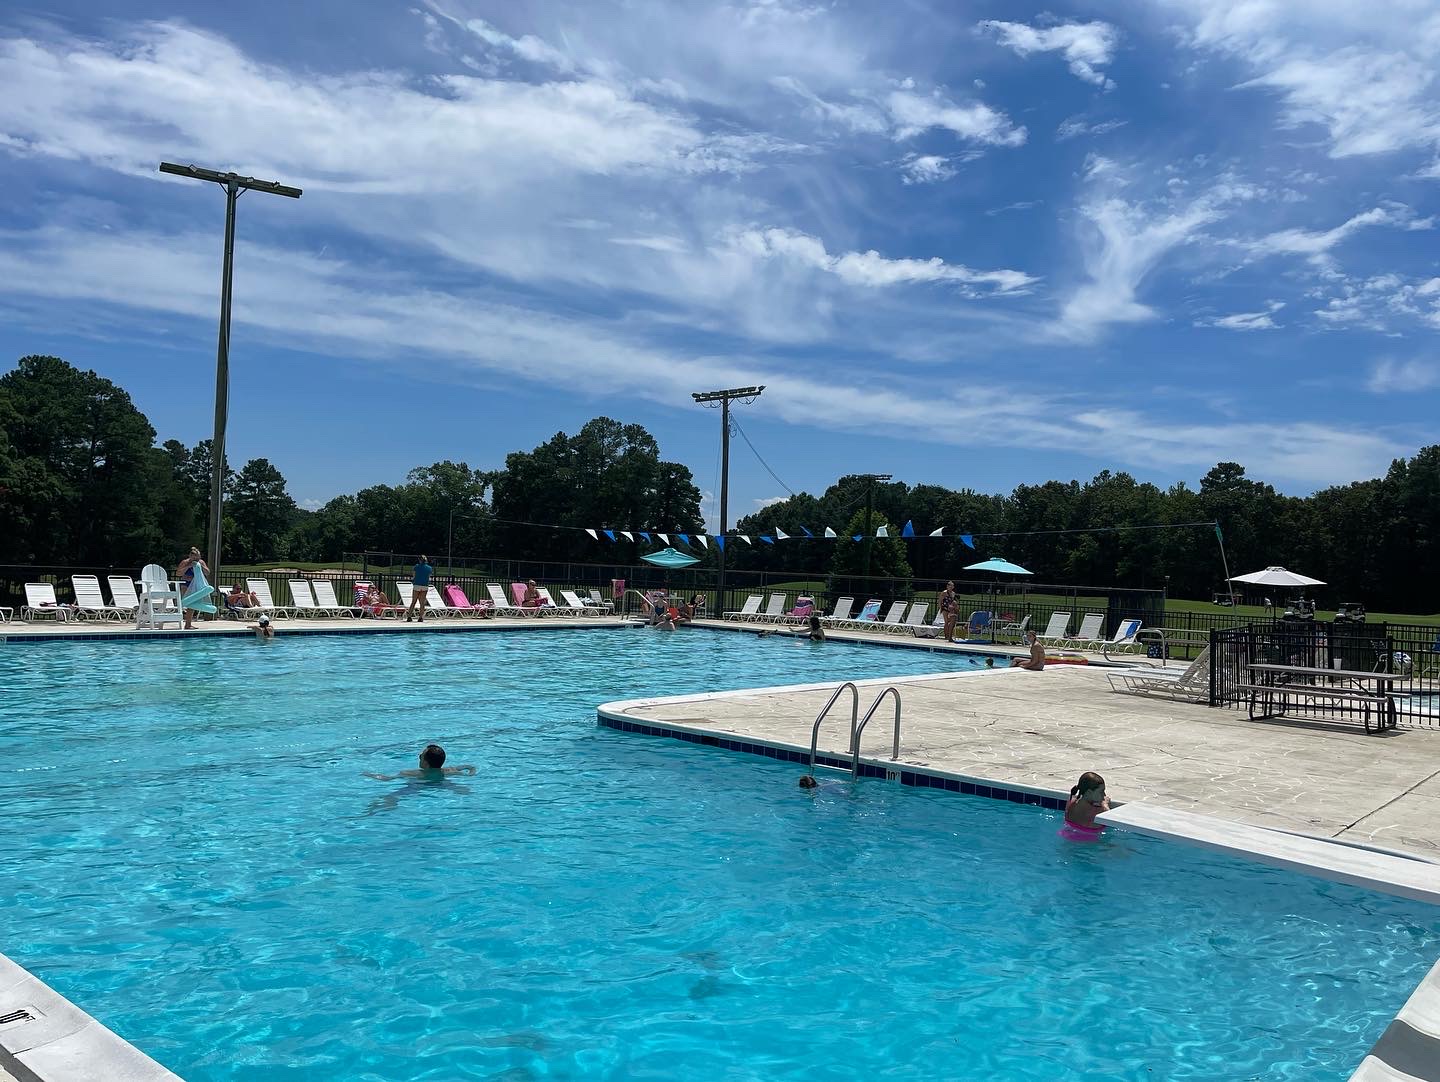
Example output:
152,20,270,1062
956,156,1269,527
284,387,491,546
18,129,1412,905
521,580,547,609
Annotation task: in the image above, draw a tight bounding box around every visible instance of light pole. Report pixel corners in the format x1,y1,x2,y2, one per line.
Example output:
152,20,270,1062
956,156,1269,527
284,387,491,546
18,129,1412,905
692,385,765,614
158,161,301,596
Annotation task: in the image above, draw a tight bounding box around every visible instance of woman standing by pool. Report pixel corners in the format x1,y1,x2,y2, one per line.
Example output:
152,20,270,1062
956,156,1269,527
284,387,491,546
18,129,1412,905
176,547,208,630
939,581,958,643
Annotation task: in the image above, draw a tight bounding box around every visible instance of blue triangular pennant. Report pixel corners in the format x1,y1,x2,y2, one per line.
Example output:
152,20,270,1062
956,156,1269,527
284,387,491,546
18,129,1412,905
760,535,774,544
902,520,914,538
639,531,651,542
960,533,975,549
801,526,813,538
676,533,690,546
603,529,616,541
714,535,725,551
852,534,863,541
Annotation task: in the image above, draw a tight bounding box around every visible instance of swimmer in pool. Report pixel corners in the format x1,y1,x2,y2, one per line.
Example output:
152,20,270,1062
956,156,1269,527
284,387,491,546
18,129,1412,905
1063,771,1109,833
364,744,477,781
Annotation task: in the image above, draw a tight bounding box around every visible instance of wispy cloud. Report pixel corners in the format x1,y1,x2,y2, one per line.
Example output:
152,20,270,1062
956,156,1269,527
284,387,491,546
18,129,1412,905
728,227,1036,293
1055,159,1257,339
1197,301,1284,330
979,19,1120,89
1367,357,1440,393
1056,117,1127,141
1247,203,1433,265
898,153,956,184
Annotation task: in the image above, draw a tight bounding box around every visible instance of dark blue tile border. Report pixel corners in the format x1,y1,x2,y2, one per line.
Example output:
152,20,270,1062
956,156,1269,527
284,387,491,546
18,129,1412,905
598,713,1067,810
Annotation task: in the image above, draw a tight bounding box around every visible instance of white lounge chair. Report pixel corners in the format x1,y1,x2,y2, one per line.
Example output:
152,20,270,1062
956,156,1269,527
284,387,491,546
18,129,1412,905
23,582,72,622
312,580,362,618
1100,619,1144,657
902,602,937,638
248,578,294,618
287,579,329,618
724,595,763,621
874,601,908,633
999,613,1031,640
531,587,574,617
820,597,855,628
106,575,142,620
583,589,614,613
560,590,603,616
754,593,788,623
1108,648,1211,702
485,582,530,617
1035,611,1071,646
136,564,183,629
1065,612,1106,649
71,575,121,620
419,586,464,618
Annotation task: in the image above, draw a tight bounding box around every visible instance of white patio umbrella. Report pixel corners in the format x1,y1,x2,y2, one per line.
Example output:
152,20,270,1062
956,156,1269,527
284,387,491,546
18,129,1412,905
1228,566,1326,618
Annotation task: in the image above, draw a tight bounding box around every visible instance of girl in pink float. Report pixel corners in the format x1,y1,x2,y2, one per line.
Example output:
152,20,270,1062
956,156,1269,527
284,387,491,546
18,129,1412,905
1060,771,1110,842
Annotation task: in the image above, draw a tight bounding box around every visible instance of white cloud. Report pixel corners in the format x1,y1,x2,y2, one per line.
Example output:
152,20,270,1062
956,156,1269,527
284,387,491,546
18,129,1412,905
772,78,1026,148
0,22,775,191
1247,203,1433,264
1367,358,1440,393
730,227,1036,293
978,19,1120,89
1056,117,1127,141
885,89,1026,146
898,154,956,184
753,495,789,509
1055,162,1257,339
1197,301,1284,330
1162,0,1440,159
1313,273,1440,330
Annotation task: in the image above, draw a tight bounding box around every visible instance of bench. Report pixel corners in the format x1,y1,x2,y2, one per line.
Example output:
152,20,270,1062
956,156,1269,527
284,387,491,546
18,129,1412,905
1233,682,1406,734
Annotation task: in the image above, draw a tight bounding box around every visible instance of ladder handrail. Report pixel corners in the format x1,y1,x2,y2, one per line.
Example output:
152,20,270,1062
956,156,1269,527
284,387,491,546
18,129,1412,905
852,687,902,776
806,682,860,779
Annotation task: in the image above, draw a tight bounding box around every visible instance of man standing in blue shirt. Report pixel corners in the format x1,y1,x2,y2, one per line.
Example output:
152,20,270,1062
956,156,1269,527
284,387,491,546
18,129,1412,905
407,555,433,623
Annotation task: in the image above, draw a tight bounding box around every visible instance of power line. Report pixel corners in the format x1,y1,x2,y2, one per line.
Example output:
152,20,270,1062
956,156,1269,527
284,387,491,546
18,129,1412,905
729,414,795,497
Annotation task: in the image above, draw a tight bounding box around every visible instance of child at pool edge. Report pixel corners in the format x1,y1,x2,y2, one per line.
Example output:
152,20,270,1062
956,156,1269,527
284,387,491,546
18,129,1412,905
1064,771,1109,830
364,744,477,781
247,614,275,640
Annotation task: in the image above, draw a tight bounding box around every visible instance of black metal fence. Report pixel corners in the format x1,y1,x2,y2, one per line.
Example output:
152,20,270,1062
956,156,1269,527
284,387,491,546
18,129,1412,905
1210,620,1440,729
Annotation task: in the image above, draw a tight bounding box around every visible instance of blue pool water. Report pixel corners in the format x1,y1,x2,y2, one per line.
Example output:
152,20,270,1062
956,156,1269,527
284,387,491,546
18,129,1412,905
1,627,1435,1081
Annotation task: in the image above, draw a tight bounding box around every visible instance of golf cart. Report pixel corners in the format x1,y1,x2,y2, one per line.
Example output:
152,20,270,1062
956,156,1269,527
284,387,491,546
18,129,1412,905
1334,602,1367,623
1211,591,1238,607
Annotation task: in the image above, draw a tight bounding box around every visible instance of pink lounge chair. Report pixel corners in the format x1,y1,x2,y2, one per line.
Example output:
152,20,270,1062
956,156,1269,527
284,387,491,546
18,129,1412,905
511,582,553,613
786,596,814,620
443,584,494,617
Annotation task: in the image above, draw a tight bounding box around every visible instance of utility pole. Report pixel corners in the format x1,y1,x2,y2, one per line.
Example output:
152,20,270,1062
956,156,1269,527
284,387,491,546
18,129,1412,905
692,385,765,614
159,162,302,597
858,473,893,579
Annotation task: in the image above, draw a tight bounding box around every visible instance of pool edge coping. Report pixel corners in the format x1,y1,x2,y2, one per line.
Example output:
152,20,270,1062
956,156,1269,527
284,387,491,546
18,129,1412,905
0,952,181,1082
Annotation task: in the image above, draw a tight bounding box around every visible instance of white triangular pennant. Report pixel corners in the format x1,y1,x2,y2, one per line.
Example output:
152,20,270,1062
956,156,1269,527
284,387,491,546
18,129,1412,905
697,535,708,549
739,535,751,544
876,525,888,538
585,528,598,540
823,527,837,538
621,531,634,542
929,527,944,537
658,533,669,544
775,527,789,540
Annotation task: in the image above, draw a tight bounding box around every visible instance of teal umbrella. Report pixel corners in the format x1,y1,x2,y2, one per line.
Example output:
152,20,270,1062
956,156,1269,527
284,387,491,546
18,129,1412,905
963,557,1033,643
641,547,700,568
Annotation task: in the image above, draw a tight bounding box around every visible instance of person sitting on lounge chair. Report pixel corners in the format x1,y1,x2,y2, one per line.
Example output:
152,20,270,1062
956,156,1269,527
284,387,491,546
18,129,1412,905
522,580,547,609
226,583,259,612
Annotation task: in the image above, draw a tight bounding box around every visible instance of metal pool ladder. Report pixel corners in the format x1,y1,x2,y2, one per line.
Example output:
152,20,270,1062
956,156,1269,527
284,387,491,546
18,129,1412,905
805,683,903,780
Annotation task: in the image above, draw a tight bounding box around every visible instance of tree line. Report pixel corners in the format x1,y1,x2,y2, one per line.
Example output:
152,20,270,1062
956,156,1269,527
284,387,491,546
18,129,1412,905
3,355,1437,611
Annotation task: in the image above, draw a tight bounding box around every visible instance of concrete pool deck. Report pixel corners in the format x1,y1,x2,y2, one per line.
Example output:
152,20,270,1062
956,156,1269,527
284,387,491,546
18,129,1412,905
600,658,1440,862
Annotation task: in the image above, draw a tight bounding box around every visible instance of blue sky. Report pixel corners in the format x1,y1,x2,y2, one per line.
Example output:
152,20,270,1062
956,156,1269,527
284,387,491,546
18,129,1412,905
2,0,1439,523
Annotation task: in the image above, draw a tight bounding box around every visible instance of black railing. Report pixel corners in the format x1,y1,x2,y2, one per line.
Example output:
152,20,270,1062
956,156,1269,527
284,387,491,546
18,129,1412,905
1209,620,1440,729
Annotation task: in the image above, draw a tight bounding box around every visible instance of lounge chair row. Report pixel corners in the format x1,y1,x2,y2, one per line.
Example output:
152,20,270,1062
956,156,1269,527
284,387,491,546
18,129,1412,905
14,576,616,624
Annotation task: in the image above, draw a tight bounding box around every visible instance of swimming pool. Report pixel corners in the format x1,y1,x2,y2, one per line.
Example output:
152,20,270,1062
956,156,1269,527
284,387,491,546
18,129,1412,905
1,628,1434,1080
